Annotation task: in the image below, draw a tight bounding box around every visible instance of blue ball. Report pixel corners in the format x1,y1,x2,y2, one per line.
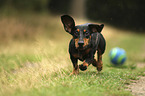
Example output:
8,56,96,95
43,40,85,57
109,47,127,65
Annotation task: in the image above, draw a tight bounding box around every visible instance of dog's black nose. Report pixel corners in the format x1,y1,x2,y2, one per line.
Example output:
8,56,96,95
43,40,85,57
78,41,84,47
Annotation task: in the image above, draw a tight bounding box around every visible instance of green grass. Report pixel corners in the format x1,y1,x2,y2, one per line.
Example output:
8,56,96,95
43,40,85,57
0,14,145,96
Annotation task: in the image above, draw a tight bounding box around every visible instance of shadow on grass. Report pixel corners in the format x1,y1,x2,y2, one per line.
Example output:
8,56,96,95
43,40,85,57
106,63,137,70
78,70,104,76
49,62,137,78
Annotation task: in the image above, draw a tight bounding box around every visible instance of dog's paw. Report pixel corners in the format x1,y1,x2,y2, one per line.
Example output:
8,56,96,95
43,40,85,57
79,64,87,71
69,69,79,76
97,66,102,72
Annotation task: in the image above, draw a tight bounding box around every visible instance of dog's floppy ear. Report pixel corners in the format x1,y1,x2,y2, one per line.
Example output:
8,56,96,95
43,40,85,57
61,15,75,34
89,24,104,33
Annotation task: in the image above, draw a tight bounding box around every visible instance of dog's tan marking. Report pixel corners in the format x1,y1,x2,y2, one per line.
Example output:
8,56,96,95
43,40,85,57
70,65,79,76
83,36,91,47
74,38,79,48
83,61,89,67
77,29,80,32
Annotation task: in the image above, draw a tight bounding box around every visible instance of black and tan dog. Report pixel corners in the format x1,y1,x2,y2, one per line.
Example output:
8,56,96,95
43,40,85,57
61,15,106,75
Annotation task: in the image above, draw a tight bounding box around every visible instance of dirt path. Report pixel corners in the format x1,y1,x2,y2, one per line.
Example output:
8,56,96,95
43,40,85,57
126,62,145,96
127,76,145,96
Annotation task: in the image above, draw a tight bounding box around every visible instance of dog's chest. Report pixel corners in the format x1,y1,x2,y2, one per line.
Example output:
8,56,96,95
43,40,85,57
72,48,91,61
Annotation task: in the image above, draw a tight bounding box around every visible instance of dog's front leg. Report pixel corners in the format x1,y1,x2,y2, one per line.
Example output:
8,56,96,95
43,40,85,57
79,61,89,71
69,55,79,75
79,57,94,71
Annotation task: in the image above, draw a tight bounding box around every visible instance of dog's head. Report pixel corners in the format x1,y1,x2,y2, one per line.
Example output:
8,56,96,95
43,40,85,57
61,15,104,50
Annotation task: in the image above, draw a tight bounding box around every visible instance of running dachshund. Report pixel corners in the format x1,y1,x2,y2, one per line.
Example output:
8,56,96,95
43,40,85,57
61,15,106,75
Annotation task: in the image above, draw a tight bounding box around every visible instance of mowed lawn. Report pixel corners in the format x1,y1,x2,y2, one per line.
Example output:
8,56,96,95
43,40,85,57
0,14,145,96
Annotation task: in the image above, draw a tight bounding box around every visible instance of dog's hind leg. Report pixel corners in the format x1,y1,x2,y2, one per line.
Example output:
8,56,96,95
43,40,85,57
96,48,103,71
92,59,97,67
92,49,103,72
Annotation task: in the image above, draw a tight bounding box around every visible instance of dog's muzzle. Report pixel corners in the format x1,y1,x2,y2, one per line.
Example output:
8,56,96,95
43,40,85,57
78,40,84,48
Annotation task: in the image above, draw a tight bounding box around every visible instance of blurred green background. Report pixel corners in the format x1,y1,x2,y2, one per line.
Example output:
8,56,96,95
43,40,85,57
1,0,145,32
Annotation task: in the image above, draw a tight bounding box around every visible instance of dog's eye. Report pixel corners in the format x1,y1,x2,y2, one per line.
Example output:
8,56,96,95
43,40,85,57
85,32,89,36
85,32,90,38
74,31,79,36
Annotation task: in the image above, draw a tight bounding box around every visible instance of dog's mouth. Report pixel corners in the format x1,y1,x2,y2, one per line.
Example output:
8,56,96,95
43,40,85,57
76,45,89,50
77,46,84,50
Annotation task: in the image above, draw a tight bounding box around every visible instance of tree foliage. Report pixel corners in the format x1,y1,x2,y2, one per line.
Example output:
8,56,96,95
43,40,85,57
86,0,145,32
0,0,145,32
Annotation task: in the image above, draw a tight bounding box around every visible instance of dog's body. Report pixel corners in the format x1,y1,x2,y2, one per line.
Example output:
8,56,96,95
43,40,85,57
61,15,106,75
